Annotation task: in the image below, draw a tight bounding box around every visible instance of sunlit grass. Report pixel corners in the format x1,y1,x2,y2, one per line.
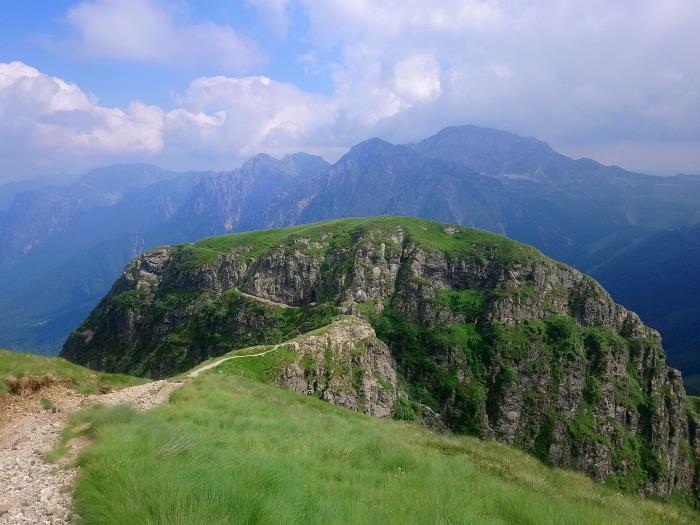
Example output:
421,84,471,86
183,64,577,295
177,216,543,268
72,373,698,525
0,348,146,395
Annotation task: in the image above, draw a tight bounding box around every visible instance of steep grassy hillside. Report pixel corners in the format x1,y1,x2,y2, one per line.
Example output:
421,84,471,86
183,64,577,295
70,371,699,525
0,349,146,395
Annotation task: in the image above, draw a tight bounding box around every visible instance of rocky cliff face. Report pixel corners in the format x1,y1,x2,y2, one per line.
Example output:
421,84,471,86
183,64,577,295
61,217,699,500
221,316,398,418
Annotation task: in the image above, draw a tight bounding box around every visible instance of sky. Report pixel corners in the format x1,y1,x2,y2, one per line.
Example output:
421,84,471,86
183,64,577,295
0,0,699,182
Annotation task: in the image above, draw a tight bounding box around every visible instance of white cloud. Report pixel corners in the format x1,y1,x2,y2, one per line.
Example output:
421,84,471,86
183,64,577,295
0,61,163,177
166,74,337,159
289,0,700,170
0,62,92,114
63,0,263,71
393,55,442,102
0,62,341,177
2,1,700,178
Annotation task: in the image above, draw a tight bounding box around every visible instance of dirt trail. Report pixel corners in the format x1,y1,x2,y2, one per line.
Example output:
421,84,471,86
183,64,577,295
235,289,296,310
0,347,282,524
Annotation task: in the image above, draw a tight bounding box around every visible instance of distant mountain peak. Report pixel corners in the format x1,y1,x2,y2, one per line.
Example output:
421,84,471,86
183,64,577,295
281,152,327,163
241,152,329,178
345,137,398,155
429,124,552,148
412,124,566,178
334,138,421,170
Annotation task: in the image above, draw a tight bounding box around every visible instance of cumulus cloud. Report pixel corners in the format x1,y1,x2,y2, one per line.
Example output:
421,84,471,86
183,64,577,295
165,74,337,159
294,0,700,170
0,61,164,177
0,62,340,177
2,0,700,178
61,0,263,71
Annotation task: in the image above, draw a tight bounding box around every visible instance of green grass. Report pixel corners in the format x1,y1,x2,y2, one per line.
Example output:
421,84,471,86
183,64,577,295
71,373,698,525
0,349,147,395
46,404,136,463
170,216,544,269
213,344,298,383
688,396,700,416
436,289,484,319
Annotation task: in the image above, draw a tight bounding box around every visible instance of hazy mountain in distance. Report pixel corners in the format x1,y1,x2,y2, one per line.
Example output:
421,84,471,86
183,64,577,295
0,165,206,353
162,152,330,242
292,138,512,230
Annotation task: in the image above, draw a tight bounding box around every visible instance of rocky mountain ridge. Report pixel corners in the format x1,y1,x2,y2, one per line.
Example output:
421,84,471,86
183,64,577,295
61,217,700,501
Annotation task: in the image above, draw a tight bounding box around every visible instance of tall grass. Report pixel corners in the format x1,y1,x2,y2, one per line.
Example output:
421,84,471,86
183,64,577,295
73,373,698,524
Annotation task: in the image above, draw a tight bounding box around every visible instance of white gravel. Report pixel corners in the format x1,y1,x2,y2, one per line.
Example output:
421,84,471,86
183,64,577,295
0,380,183,524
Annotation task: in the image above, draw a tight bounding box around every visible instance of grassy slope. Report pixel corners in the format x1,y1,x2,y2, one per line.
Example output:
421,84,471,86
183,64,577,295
71,371,698,525
0,349,146,394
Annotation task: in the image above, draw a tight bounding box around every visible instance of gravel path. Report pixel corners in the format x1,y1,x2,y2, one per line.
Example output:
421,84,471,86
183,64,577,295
0,349,280,524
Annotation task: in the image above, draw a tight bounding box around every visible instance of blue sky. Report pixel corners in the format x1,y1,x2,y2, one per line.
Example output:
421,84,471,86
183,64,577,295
0,1,699,180
0,1,333,107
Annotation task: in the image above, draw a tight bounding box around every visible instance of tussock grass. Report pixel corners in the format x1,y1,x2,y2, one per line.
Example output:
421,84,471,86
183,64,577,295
0,349,146,395
72,373,698,524
46,404,139,464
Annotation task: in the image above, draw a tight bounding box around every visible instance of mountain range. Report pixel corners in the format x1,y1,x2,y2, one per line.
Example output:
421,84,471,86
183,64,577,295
1,125,699,392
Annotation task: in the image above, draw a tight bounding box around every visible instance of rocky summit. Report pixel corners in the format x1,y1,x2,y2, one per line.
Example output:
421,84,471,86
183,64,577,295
61,216,700,500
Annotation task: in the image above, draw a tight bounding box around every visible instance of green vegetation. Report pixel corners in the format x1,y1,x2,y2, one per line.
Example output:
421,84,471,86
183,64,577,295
40,397,54,411
392,396,422,421
175,216,544,270
131,289,337,376
213,344,298,383
70,373,698,525
363,297,675,494
436,289,484,318
46,404,135,464
0,349,146,395
111,289,150,312
688,396,700,420
489,281,539,301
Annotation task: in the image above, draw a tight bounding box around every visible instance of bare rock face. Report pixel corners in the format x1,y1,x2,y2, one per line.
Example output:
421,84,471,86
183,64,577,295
275,316,397,417
61,217,699,500
247,245,324,305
